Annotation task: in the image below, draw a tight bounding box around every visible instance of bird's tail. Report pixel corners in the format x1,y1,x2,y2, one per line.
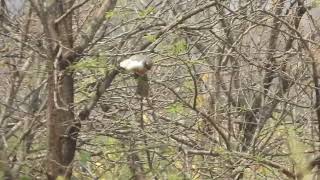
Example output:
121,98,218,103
136,75,149,97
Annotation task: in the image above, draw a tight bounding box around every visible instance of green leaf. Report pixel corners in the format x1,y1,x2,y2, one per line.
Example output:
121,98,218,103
138,7,155,17
183,80,194,90
79,150,91,165
176,40,187,53
105,10,116,18
287,126,310,176
167,102,184,114
70,57,107,72
255,154,264,162
169,39,188,55
0,171,4,180
56,176,65,180
20,176,32,180
312,0,320,7
168,173,184,180
144,34,157,42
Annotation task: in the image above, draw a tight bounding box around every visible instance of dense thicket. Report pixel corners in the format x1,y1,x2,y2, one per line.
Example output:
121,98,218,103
1,0,320,179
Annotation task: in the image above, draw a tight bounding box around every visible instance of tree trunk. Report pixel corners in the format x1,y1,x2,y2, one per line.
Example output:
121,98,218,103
44,0,118,178
45,1,79,179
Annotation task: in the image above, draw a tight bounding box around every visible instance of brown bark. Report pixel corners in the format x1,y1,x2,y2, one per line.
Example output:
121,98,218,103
43,0,117,179
45,1,77,178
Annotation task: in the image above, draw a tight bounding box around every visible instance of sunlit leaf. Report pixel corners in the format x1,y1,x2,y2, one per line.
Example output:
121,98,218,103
106,10,115,18
144,34,157,42
56,176,65,180
138,6,155,17
201,73,209,82
287,126,310,177
196,95,204,107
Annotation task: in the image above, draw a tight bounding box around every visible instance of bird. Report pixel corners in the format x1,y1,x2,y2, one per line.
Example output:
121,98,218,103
120,55,153,97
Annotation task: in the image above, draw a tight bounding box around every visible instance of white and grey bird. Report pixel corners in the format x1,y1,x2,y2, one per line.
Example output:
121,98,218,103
120,55,153,97
120,55,153,75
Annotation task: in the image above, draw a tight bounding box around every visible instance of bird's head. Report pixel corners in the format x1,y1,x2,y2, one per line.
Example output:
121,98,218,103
143,58,153,70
